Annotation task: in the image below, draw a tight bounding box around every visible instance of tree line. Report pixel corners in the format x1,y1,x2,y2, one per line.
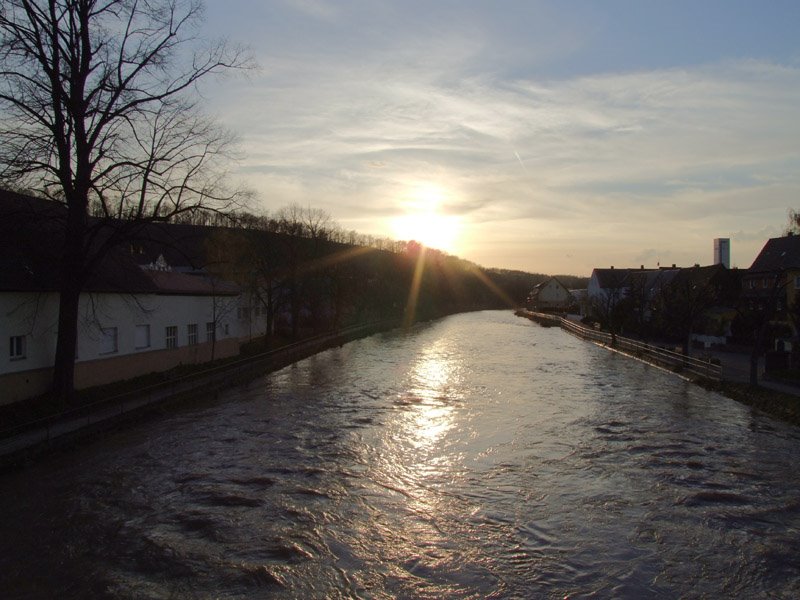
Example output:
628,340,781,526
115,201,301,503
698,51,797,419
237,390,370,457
184,203,546,340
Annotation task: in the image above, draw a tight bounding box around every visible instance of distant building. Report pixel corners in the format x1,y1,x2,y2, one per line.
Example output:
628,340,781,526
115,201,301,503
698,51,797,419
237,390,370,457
714,238,730,268
526,277,572,312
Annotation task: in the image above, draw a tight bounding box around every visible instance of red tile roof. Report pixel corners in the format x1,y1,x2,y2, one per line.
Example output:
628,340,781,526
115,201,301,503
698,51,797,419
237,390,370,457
145,270,239,296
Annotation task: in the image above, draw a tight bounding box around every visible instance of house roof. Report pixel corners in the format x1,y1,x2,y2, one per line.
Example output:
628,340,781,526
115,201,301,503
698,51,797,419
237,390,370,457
668,264,725,288
664,264,740,306
591,268,631,289
146,270,239,296
747,235,800,274
0,189,237,296
0,192,67,292
0,191,159,293
529,276,570,298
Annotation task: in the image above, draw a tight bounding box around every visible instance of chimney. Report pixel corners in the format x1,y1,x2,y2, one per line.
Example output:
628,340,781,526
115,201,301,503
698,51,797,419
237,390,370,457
640,265,644,270
672,264,676,268
610,265,614,269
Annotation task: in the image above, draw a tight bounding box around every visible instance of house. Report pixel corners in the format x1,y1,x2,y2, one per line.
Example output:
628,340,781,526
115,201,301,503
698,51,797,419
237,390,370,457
742,233,800,320
739,234,800,353
656,264,740,348
526,277,572,312
588,265,687,320
587,267,631,314
625,266,680,324
0,191,249,405
586,262,738,345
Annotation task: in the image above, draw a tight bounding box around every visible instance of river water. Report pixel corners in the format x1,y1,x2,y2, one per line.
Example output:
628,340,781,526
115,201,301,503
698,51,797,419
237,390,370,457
2,310,800,599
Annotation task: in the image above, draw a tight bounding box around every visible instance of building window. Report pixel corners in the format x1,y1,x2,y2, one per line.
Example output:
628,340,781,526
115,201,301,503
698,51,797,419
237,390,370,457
165,325,178,349
795,276,800,290
206,322,215,342
187,323,198,345
223,323,229,336
134,324,151,349
100,327,118,354
9,335,26,360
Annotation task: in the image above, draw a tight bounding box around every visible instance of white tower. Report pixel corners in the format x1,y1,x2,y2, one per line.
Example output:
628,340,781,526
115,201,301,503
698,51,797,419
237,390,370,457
714,238,730,268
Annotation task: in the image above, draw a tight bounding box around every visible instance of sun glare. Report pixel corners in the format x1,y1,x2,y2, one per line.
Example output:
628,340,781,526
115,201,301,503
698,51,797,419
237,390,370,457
390,184,462,253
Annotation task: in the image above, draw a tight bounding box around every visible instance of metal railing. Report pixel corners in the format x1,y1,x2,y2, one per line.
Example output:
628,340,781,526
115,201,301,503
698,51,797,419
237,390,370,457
520,310,722,382
0,320,396,459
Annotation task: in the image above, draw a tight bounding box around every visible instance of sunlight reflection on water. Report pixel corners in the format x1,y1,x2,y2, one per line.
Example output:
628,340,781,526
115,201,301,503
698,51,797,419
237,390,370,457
406,338,461,450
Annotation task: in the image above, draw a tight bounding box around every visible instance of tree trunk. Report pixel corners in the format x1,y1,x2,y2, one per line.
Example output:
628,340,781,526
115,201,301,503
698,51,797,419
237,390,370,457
52,260,82,403
51,199,87,403
290,277,300,339
266,287,274,337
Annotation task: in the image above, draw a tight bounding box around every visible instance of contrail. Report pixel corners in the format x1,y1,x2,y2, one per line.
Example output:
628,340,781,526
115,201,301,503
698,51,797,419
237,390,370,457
514,150,525,170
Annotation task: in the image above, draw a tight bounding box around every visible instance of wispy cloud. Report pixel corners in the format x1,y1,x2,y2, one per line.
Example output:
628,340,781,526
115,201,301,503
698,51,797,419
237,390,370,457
281,0,340,21
204,2,800,273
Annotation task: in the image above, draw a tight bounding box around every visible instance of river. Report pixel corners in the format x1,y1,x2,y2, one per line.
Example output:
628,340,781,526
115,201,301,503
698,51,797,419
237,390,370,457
1,310,799,599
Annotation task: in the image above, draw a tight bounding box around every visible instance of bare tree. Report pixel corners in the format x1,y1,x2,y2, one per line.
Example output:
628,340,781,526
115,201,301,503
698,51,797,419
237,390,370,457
272,203,336,336
0,0,251,399
590,270,629,347
743,272,786,386
302,205,333,241
785,209,800,236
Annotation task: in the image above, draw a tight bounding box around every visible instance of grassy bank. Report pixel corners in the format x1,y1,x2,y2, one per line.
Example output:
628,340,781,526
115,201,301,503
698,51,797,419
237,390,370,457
699,380,800,427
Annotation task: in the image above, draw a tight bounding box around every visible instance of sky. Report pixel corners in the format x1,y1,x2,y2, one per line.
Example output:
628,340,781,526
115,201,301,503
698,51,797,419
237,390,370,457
199,0,800,276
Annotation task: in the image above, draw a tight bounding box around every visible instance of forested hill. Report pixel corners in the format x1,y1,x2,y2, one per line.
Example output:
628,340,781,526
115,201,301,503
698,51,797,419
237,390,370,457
129,219,583,336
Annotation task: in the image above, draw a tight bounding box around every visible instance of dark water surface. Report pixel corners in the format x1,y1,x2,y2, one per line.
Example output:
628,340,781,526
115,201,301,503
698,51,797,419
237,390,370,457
2,311,800,598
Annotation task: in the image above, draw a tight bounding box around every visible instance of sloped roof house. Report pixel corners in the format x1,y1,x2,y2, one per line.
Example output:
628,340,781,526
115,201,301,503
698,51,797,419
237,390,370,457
743,233,800,316
527,277,572,311
0,190,245,405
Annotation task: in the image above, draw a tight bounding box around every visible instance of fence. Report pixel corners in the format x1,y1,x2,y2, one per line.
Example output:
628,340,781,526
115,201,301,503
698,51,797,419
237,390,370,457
0,320,395,461
520,310,722,382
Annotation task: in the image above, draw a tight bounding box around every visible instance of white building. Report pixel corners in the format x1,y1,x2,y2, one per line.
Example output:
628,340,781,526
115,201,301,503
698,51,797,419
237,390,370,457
0,192,270,405
527,277,572,311
1,269,245,405
587,267,630,307
714,238,731,269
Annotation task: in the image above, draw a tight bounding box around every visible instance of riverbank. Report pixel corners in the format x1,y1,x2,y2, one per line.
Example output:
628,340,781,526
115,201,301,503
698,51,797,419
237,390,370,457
697,379,800,427
517,309,800,428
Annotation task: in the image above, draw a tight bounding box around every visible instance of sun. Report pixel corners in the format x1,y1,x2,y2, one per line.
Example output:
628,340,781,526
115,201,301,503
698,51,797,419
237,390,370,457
392,213,460,252
390,184,462,253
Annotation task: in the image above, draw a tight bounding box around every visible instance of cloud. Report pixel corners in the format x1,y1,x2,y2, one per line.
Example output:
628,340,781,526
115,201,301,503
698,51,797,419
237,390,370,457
281,0,339,21
201,3,800,272
218,58,800,225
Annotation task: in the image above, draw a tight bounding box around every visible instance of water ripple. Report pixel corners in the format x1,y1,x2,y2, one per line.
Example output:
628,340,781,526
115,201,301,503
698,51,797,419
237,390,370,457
2,311,800,598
